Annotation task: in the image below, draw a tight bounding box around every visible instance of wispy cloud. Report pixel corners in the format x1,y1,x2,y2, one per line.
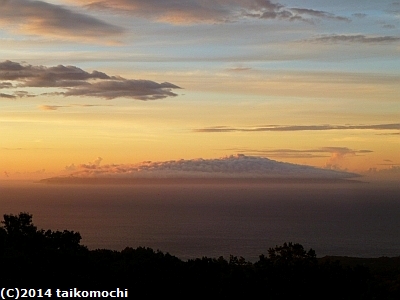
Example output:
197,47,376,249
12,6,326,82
60,155,359,179
309,34,400,44
226,67,253,72
352,13,367,18
2,147,25,151
67,0,349,24
290,8,350,22
0,0,124,42
39,105,68,111
0,60,181,100
382,24,396,29
194,124,400,133
229,147,373,159
38,103,113,111
72,104,114,108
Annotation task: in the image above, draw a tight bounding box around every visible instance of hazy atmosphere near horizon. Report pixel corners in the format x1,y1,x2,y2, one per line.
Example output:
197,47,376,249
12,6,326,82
0,0,400,260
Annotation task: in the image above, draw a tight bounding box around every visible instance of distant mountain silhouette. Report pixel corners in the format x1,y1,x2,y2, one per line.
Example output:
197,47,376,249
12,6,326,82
42,155,360,183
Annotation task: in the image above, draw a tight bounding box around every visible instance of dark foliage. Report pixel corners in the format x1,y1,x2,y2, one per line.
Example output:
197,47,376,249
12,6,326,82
0,213,399,299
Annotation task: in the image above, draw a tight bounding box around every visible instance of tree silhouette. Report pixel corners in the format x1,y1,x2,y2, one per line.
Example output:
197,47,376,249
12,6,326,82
2,212,37,236
0,213,396,298
0,212,86,253
267,242,317,266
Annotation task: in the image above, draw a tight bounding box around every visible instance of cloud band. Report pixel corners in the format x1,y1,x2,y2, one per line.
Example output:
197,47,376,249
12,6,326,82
0,60,181,100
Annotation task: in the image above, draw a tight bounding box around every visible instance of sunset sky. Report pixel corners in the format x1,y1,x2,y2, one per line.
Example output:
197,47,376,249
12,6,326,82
1,0,399,180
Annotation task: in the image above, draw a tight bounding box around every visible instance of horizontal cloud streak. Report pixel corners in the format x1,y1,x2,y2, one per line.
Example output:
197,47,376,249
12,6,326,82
0,82,13,89
0,93,16,99
230,147,373,159
309,35,400,44
58,155,359,180
39,105,68,111
63,80,180,100
290,8,350,22
0,0,123,41
0,60,181,100
194,124,400,133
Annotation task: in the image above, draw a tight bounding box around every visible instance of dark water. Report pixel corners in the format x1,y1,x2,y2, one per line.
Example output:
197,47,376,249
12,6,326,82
1,180,399,261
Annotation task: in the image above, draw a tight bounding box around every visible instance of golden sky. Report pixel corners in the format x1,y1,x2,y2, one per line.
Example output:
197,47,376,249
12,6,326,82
1,0,399,180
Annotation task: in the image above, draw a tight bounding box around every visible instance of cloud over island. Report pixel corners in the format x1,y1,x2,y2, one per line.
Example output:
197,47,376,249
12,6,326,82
49,155,360,181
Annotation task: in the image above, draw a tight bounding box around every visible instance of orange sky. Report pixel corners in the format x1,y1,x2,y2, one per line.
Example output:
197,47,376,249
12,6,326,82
1,0,399,180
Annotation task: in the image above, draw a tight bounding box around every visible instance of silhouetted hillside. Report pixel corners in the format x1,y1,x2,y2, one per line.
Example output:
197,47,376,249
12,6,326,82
1,212,399,299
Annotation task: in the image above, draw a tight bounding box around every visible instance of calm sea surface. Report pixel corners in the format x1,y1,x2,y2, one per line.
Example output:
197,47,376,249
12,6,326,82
1,180,399,261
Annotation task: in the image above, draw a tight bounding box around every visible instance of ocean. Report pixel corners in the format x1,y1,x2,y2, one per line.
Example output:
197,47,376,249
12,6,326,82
1,179,399,261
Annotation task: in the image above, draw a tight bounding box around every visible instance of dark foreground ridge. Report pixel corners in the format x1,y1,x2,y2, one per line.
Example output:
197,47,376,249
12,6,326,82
1,213,399,299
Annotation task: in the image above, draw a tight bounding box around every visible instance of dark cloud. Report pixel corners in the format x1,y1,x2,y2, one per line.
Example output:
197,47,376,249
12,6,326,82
63,80,180,100
61,154,359,179
226,67,252,72
0,0,123,41
14,91,35,98
310,34,400,44
194,123,400,133
352,13,367,18
0,93,16,99
0,60,25,71
0,82,13,89
0,60,181,100
0,61,112,84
